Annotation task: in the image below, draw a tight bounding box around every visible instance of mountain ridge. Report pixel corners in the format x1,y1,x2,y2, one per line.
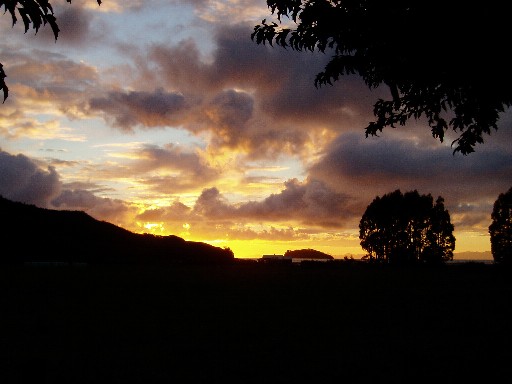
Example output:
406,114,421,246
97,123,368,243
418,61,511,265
0,195,234,265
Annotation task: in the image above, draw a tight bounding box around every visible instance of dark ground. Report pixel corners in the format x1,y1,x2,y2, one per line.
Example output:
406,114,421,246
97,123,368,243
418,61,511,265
1,261,511,383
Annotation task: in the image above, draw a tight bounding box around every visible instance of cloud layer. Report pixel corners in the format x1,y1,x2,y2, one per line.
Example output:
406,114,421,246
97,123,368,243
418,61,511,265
0,2,508,258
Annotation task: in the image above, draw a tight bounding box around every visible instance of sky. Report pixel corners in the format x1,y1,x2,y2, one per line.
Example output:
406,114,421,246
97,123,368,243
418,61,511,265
0,0,511,260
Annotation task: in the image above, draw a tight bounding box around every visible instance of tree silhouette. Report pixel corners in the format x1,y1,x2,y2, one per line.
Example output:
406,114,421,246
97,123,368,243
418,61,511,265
359,190,455,264
0,0,102,102
252,2,511,155
489,187,512,264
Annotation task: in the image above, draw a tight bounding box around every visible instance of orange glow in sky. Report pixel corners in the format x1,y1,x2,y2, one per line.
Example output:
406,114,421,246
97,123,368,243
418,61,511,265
0,0,506,261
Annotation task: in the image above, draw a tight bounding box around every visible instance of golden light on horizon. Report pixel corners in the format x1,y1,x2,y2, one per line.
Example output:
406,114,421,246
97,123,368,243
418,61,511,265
0,0,500,268
143,222,164,232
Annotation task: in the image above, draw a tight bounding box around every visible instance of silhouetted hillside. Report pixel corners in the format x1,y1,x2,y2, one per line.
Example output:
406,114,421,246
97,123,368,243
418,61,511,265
0,196,234,265
284,248,334,260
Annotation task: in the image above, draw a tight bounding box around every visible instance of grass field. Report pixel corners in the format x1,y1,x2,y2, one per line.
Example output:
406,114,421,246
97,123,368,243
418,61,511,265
1,262,511,383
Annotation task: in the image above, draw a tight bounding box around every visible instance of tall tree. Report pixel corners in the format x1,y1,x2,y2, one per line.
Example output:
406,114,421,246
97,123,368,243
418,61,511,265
489,187,512,264
252,1,511,155
0,0,102,102
359,190,455,264
423,197,456,263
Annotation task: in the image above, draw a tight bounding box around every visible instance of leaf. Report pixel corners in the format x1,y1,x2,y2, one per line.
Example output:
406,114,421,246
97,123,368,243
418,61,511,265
0,62,7,103
17,8,31,33
46,13,60,40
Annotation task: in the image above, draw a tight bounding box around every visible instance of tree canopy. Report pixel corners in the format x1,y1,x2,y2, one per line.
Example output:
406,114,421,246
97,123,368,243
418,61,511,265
359,190,455,264
0,0,102,102
489,187,512,264
252,1,512,155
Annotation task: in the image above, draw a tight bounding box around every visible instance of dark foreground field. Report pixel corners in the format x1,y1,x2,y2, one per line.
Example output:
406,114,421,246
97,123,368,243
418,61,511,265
1,262,511,383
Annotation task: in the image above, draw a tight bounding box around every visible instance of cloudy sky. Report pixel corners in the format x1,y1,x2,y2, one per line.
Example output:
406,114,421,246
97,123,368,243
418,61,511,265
1,0,510,259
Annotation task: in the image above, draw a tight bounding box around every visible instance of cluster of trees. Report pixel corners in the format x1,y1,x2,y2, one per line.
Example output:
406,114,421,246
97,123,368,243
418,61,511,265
359,188,512,265
359,190,455,265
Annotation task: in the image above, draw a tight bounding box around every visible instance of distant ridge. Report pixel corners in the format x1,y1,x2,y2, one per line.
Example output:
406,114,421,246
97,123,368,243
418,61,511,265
0,195,234,265
453,251,493,261
284,248,334,260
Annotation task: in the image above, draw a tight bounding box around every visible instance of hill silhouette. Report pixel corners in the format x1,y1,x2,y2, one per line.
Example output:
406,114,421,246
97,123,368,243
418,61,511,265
284,248,334,260
0,195,234,265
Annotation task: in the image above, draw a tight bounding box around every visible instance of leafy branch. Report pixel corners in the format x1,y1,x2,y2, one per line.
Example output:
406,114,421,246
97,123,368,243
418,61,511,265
0,0,102,102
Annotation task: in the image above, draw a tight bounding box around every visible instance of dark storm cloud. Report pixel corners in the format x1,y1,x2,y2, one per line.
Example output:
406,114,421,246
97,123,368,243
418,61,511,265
236,178,355,226
89,88,188,131
201,87,312,156
0,149,134,227
309,132,512,226
209,24,380,128
193,186,236,217
204,89,253,146
209,24,291,88
310,133,512,194
0,149,62,208
145,24,290,93
192,178,355,228
96,23,379,157
311,133,453,180
208,89,253,128
145,39,215,92
37,6,96,45
51,189,104,210
51,189,131,224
